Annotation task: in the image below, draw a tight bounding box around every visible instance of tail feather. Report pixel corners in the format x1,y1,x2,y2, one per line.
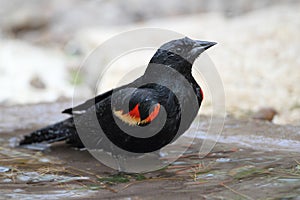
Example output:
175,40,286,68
19,118,82,147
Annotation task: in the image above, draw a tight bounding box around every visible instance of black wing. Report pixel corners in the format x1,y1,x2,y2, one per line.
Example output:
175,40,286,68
111,87,162,125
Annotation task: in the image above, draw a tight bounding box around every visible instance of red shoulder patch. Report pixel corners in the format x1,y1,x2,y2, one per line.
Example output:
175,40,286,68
142,104,161,124
128,104,140,119
113,103,161,126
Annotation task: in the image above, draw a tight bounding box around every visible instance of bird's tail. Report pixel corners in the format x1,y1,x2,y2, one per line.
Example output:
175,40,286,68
19,118,82,147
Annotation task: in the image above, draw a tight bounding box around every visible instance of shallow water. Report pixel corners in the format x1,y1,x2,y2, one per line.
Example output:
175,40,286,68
187,116,300,153
0,102,300,199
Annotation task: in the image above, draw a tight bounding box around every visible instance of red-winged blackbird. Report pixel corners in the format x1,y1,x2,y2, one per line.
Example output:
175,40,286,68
19,37,216,153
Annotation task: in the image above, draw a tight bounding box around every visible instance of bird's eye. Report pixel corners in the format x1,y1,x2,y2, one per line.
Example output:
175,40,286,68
175,47,182,54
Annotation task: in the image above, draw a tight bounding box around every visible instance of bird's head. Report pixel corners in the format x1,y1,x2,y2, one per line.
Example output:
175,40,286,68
148,37,216,75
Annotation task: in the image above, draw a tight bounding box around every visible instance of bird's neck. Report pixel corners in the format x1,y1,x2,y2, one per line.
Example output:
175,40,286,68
143,64,194,87
145,61,192,79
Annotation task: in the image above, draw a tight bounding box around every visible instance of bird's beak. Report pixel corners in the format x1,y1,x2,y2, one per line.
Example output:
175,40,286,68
189,40,217,62
193,40,217,52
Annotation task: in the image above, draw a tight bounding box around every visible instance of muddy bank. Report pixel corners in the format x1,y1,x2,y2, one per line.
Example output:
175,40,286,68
0,102,300,199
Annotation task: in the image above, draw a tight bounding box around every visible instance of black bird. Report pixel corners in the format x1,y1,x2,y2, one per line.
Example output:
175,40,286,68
19,37,216,154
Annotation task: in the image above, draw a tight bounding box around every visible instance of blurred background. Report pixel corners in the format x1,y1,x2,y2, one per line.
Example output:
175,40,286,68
0,0,299,125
